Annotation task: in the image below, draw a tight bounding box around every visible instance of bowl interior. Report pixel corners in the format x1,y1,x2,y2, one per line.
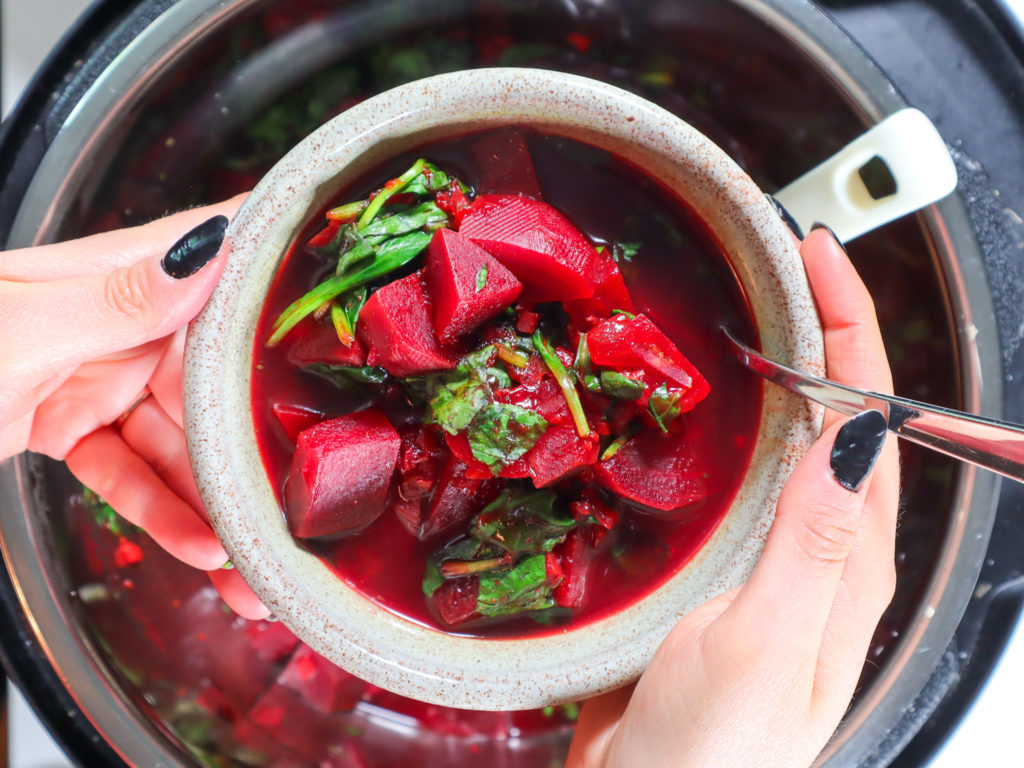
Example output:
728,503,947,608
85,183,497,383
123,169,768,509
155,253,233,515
183,67,823,710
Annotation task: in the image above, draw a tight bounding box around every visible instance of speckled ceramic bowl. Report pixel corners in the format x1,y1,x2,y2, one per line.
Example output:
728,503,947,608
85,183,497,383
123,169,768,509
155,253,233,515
183,68,823,710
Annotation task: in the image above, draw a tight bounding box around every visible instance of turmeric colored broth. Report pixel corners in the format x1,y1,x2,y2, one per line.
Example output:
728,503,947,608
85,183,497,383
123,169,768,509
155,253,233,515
251,129,761,637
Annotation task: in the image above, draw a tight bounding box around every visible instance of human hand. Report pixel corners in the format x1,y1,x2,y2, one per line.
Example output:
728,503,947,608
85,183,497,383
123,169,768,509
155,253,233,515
0,199,269,620
567,226,900,768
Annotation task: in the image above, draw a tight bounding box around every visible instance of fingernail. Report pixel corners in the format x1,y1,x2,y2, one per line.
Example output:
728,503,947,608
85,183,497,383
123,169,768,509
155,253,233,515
830,410,888,492
767,195,804,240
810,221,848,254
161,215,228,279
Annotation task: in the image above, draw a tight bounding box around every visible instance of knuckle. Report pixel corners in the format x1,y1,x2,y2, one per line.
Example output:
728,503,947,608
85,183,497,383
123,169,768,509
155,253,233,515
104,266,156,327
796,503,861,565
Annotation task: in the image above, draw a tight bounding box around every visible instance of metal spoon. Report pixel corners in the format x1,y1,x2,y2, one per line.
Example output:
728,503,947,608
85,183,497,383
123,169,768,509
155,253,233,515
723,327,1024,483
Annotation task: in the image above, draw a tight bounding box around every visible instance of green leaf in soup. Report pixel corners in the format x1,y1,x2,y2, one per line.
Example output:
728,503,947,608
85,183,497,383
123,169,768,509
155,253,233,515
306,363,389,392
648,382,683,433
475,265,488,292
475,554,554,618
467,402,548,474
267,229,431,346
358,201,449,239
403,163,453,195
426,346,511,434
600,370,645,400
422,537,500,597
472,489,575,554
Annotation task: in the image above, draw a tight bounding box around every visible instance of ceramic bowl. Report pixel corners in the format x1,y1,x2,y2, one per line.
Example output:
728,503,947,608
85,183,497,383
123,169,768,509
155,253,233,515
183,67,823,710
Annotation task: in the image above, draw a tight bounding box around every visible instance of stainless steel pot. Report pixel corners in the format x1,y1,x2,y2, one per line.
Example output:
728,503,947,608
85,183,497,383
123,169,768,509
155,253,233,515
0,1,1003,765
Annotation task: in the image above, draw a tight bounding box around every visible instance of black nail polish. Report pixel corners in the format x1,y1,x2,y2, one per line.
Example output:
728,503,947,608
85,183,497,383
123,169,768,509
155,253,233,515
810,221,848,254
767,195,804,240
161,215,228,279
830,410,888,492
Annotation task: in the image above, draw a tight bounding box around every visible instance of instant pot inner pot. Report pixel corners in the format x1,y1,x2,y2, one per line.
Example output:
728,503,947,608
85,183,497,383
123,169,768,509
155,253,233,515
9,0,979,765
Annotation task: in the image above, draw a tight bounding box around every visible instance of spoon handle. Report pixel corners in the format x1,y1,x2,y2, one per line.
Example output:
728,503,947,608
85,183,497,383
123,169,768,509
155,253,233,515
723,328,1024,483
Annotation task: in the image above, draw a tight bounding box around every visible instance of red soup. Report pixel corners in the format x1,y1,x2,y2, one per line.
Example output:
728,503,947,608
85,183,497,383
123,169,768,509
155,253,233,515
251,128,761,637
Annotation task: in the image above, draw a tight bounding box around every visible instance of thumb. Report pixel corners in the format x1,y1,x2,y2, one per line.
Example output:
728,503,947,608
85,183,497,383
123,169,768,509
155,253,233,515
4,216,229,389
720,409,888,664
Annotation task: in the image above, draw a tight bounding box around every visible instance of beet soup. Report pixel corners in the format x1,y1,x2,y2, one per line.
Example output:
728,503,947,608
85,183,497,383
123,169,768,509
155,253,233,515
251,128,761,637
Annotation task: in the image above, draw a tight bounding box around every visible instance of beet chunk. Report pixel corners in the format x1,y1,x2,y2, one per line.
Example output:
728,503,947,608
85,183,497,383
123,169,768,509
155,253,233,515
587,313,710,412
527,423,600,488
421,455,498,538
426,228,522,343
469,128,543,199
431,576,481,626
459,195,602,302
277,643,368,714
358,271,456,377
286,317,367,368
592,428,708,512
285,410,401,538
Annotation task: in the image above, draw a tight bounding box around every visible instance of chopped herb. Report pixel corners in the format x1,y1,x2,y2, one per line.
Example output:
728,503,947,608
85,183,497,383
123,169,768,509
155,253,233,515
308,364,389,392
534,330,590,438
358,200,448,239
268,229,432,346
573,334,602,393
467,402,548,473
326,200,368,222
427,346,509,434
476,554,554,618
611,309,637,319
601,423,641,461
357,158,427,229
473,489,574,553
612,241,641,263
647,382,683,433
475,265,489,292
599,370,645,400
496,344,529,368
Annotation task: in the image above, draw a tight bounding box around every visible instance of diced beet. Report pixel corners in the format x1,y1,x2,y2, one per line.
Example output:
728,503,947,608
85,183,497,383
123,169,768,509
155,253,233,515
552,525,608,609
272,402,325,442
565,252,635,328
469,128,543,199
426,228,523,343
358,271,457,377
514,308,541,334
592,428,708,512
431,576,481,626
285,410,401,538
507,354,546,388
587,313,710,412
393,426,449,538
493,378,569,425
244,620,301,664
459,195,602,302
307,219,342,248
278,643,367,713
443,431,531,479
421,455,498,538
527,424,600,487
285,317,367,368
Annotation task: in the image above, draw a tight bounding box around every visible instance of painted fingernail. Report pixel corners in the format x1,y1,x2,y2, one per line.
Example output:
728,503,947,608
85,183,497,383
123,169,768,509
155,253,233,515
767,195,804,240
810,221,848,254
830,409,888,492
161,215,228,279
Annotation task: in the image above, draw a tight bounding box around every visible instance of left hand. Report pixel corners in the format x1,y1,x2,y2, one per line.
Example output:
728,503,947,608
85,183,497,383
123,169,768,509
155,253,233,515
0,199,269,619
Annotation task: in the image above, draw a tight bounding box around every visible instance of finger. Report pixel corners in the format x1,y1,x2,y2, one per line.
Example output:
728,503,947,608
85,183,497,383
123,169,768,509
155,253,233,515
801,228,893,427
149,329,186,428
0,195,246,281
119,396,205,516
721,411,888,671
566,684,635,768
1,216,228,398
208,567,271,621
25,342,165,459
65,427,227,570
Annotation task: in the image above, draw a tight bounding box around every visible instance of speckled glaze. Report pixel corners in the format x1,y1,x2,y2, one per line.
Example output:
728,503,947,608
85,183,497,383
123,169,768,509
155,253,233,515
183,68,824,711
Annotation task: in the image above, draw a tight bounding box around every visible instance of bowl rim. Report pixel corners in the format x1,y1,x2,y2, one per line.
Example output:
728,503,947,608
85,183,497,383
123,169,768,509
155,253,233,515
183,66,823,710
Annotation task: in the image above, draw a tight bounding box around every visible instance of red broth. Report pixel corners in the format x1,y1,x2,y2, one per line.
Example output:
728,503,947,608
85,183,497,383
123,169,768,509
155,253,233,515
251,129,761,637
